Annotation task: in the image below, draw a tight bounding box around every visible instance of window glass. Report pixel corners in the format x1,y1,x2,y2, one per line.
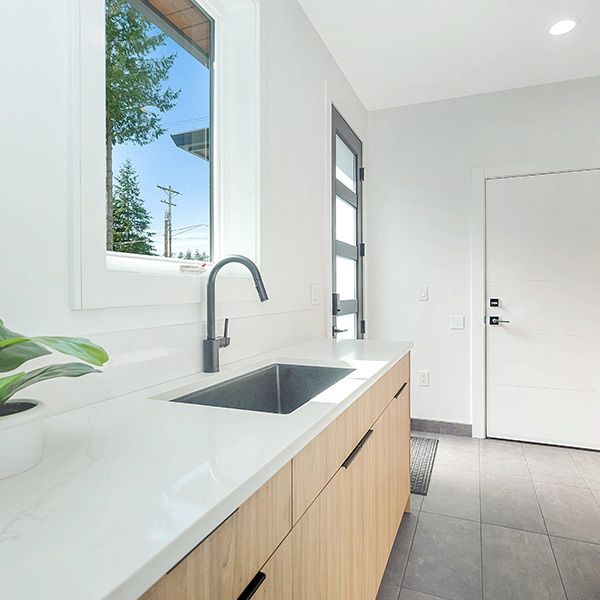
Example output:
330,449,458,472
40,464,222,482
336,256,357,301
105,0,213,261
335,196,357,246
335,134,356,192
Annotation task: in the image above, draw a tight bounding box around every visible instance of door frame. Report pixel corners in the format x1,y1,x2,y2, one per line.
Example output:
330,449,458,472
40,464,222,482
470,159,600,439
331,105,364,339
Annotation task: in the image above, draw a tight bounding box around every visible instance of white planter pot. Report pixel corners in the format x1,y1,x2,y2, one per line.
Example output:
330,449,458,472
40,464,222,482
0,401,45,479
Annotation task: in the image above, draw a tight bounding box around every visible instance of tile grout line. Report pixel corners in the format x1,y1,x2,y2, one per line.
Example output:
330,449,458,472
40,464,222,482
565,449,592,491
400,583,454,600
398,496,426,600
523,444,569,600
398,504,420,596
567,449,600,511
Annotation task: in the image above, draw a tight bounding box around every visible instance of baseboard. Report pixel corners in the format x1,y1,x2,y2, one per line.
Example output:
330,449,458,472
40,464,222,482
411,418,472,437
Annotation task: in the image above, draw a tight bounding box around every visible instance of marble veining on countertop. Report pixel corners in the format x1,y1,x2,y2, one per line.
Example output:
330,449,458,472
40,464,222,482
0,339,411,600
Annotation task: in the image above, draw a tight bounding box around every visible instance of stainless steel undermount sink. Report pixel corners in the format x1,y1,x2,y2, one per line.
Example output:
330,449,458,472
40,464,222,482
171,363,355,414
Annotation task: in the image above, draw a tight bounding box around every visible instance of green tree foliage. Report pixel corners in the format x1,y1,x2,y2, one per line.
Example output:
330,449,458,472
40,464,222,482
112,160,156,255
105,0,180,250
177,249,209,261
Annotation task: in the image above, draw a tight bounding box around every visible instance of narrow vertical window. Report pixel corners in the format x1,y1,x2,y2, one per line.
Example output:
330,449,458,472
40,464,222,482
105,0,214,262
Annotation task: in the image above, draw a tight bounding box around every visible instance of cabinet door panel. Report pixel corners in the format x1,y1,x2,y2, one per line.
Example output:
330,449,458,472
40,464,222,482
292,355,410,523
292,382,383,522
292,466,347,599
293,427,378,600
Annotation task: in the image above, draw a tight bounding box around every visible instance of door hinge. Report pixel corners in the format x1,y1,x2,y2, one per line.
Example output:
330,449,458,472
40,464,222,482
359,242,365,257
359,166,365,181
360,319,366,335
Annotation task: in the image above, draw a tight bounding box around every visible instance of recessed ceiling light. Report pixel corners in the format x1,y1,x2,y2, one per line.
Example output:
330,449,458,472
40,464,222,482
549,19,578,36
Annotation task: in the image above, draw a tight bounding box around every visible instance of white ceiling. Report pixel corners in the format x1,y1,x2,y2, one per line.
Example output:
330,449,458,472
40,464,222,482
297,0,600,110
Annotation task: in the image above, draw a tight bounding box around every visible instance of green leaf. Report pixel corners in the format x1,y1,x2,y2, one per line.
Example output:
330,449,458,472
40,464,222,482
0,372,27,404
0,320,20,341
0,337,30,349
0,363,100,404
0,322,50,373
32,337,109,367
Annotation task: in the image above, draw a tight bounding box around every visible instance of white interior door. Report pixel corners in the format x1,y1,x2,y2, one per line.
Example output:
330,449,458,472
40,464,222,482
486,169,600,450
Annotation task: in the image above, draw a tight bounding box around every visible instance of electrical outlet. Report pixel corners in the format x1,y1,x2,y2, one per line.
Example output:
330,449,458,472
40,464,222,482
418,370,430,387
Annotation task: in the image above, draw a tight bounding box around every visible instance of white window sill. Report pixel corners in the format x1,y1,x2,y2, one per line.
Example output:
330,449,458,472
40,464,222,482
106,252,210,277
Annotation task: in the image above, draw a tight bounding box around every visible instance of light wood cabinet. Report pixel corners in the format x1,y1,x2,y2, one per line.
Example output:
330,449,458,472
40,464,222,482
292,380,383,523
292,354,411,600
140,353,410,600
249,534,293,600
140,462,292,600
292,353,410,523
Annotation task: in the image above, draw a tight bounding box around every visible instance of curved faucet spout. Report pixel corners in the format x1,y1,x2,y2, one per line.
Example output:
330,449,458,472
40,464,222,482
204,255,269,372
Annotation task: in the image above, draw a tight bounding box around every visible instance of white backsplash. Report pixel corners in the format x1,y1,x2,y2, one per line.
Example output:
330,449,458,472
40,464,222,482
23,309,324,418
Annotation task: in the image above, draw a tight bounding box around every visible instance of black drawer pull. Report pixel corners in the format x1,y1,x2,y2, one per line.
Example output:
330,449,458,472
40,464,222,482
237,571,266,600
394,382,408,399
342,429,374,469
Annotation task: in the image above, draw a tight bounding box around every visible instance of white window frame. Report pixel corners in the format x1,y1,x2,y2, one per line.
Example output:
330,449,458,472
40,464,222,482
70,0,260,309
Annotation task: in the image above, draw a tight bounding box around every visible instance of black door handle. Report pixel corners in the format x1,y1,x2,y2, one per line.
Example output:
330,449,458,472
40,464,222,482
236,571,266,600
489,316,510,325
342,429,374,469
394,382,408,399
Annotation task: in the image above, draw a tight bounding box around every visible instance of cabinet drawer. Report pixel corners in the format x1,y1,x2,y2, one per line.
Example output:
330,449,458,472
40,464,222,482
140,463,292,600
292,353,409,522
250,534,293,600
385,353,410,401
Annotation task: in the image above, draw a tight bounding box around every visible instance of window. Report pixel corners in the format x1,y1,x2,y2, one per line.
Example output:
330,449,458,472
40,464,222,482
74,0,259,309
105,0,214,263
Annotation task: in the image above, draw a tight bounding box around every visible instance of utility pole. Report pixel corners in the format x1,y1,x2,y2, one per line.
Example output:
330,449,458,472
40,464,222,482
158,184,181,257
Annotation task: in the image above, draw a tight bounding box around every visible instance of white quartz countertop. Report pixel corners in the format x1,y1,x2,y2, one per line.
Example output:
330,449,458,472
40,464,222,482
0,339,411,600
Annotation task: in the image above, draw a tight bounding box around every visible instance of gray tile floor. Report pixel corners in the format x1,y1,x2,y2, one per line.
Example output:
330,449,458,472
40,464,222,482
377,432,600,600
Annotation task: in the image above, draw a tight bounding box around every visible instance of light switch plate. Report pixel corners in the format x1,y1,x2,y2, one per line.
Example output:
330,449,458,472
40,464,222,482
311,283,323,305
418,370,430,387
419,285,429,301
450,315,465,330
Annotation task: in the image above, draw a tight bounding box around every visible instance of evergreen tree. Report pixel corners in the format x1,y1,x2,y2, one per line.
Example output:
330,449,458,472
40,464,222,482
194,249,209,261
112,160,156,255
105,0,180,250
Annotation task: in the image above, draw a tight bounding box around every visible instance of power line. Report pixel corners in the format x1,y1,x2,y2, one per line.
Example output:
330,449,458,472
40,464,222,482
172,223,209,237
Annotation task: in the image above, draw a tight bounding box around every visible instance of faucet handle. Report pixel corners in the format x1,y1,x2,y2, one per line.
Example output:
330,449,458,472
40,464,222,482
219,318,231,348
223,318,229,339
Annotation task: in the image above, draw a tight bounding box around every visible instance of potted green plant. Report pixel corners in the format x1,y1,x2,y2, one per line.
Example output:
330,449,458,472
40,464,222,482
0,319,108,479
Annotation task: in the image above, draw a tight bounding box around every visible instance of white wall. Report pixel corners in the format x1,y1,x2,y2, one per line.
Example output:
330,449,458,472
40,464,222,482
366,77,600,425
0,0,366,415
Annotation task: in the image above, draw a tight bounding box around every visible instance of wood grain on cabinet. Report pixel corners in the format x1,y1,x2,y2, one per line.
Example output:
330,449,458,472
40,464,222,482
140,462,292,600
251,534,293,600
292,353,410,523
292,354,411,600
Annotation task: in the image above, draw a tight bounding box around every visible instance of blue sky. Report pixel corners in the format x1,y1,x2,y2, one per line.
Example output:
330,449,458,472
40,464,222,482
113,22,211,257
